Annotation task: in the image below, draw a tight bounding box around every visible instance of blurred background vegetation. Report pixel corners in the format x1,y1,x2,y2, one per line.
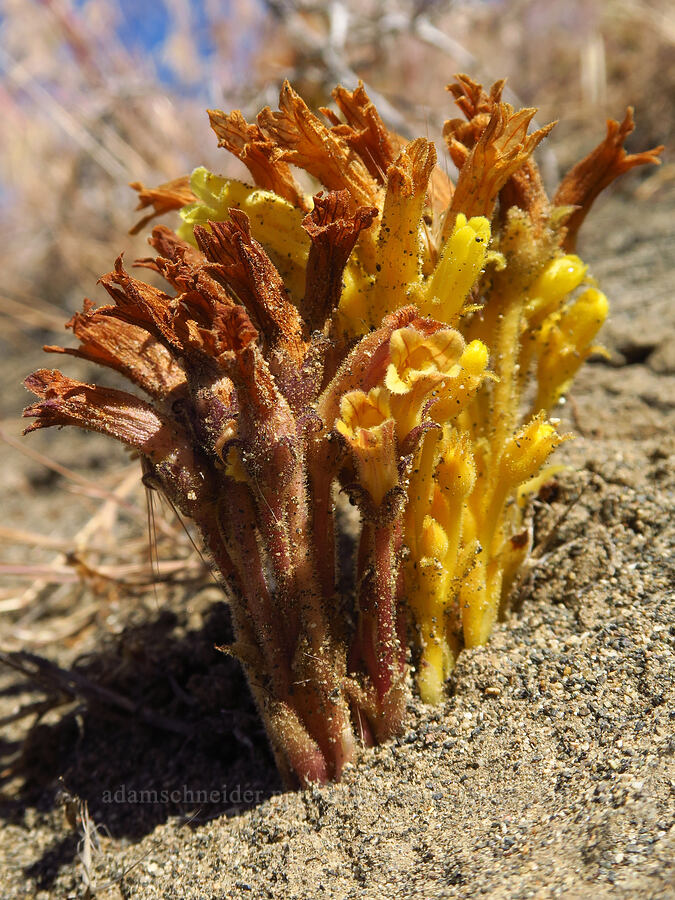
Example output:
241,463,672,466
0,0,672,347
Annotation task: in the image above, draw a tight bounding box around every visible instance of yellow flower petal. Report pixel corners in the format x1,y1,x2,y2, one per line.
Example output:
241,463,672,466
385,327,465,395
336,388,398,507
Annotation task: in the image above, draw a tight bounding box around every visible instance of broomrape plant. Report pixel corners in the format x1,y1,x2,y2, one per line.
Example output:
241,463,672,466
23,77,662,786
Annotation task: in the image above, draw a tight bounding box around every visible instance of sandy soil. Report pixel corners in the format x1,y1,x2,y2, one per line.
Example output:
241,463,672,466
0,187,673,899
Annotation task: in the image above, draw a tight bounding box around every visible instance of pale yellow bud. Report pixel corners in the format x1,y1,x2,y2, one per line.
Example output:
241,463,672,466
526,254,587,326
500,416,564,486
436,436,477,499
420,214,491,322
419,515,449,560
459,339,490,377
557,287,609,350
535,287,609,410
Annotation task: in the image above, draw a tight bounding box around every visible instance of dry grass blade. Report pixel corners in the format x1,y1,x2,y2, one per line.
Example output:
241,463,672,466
6,600,101,649
0,526,72,552
0,448,206,650
0,427,144,515
0,292,69,333
1,467,142,642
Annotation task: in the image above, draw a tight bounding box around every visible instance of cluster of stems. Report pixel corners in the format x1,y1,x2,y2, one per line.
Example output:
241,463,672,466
24,77,661,785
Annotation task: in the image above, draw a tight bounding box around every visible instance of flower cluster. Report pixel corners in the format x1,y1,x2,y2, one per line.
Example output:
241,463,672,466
24,77,662,785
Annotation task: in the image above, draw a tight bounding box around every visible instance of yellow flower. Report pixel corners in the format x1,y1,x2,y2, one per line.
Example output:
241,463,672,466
535,287,609,410
500,415,566,488
382,327,491,444
366,138,437,326
179,166,309,301
525,253,587,328
385,327,464,393
419,213,491,323
335,388,398,508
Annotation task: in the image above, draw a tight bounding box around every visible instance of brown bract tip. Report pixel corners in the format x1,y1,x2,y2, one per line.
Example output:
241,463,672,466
386,138,437,201
195,212,307,364
44,305,185,399
302,191,378,332
98,256,179,350
324,81,397,183
214,305,259,354
23,369,179,461
445,101,555,234
444,75,506,168
147,224,205,267
447,74,506,123
554,108,664,251
129,176,195,235
208,108,308,210
257,81,381,210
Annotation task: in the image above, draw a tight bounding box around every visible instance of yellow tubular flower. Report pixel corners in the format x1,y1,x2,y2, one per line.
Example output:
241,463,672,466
385,326,465,439
458,415,566,649
458,553,502,648
535,287,610,412
417,624,456,706
516,254,588,398
405,427,476,702
179,167,310,301
418,214,491,323
400,352,486,692
524,254,587,328
436,431,477,507
499,415,566,489
335,388,398,508
408,510,453,705
367,139,437,327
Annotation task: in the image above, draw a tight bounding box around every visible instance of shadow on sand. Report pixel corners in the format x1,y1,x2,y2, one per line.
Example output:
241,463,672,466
0,601,281,889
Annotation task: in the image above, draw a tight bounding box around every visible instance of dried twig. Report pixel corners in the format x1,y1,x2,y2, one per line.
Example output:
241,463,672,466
0,649,193,736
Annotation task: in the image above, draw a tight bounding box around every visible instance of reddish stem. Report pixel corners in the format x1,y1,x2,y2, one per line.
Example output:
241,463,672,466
217,483,293,694
355,516,407,739
306,442,339,605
